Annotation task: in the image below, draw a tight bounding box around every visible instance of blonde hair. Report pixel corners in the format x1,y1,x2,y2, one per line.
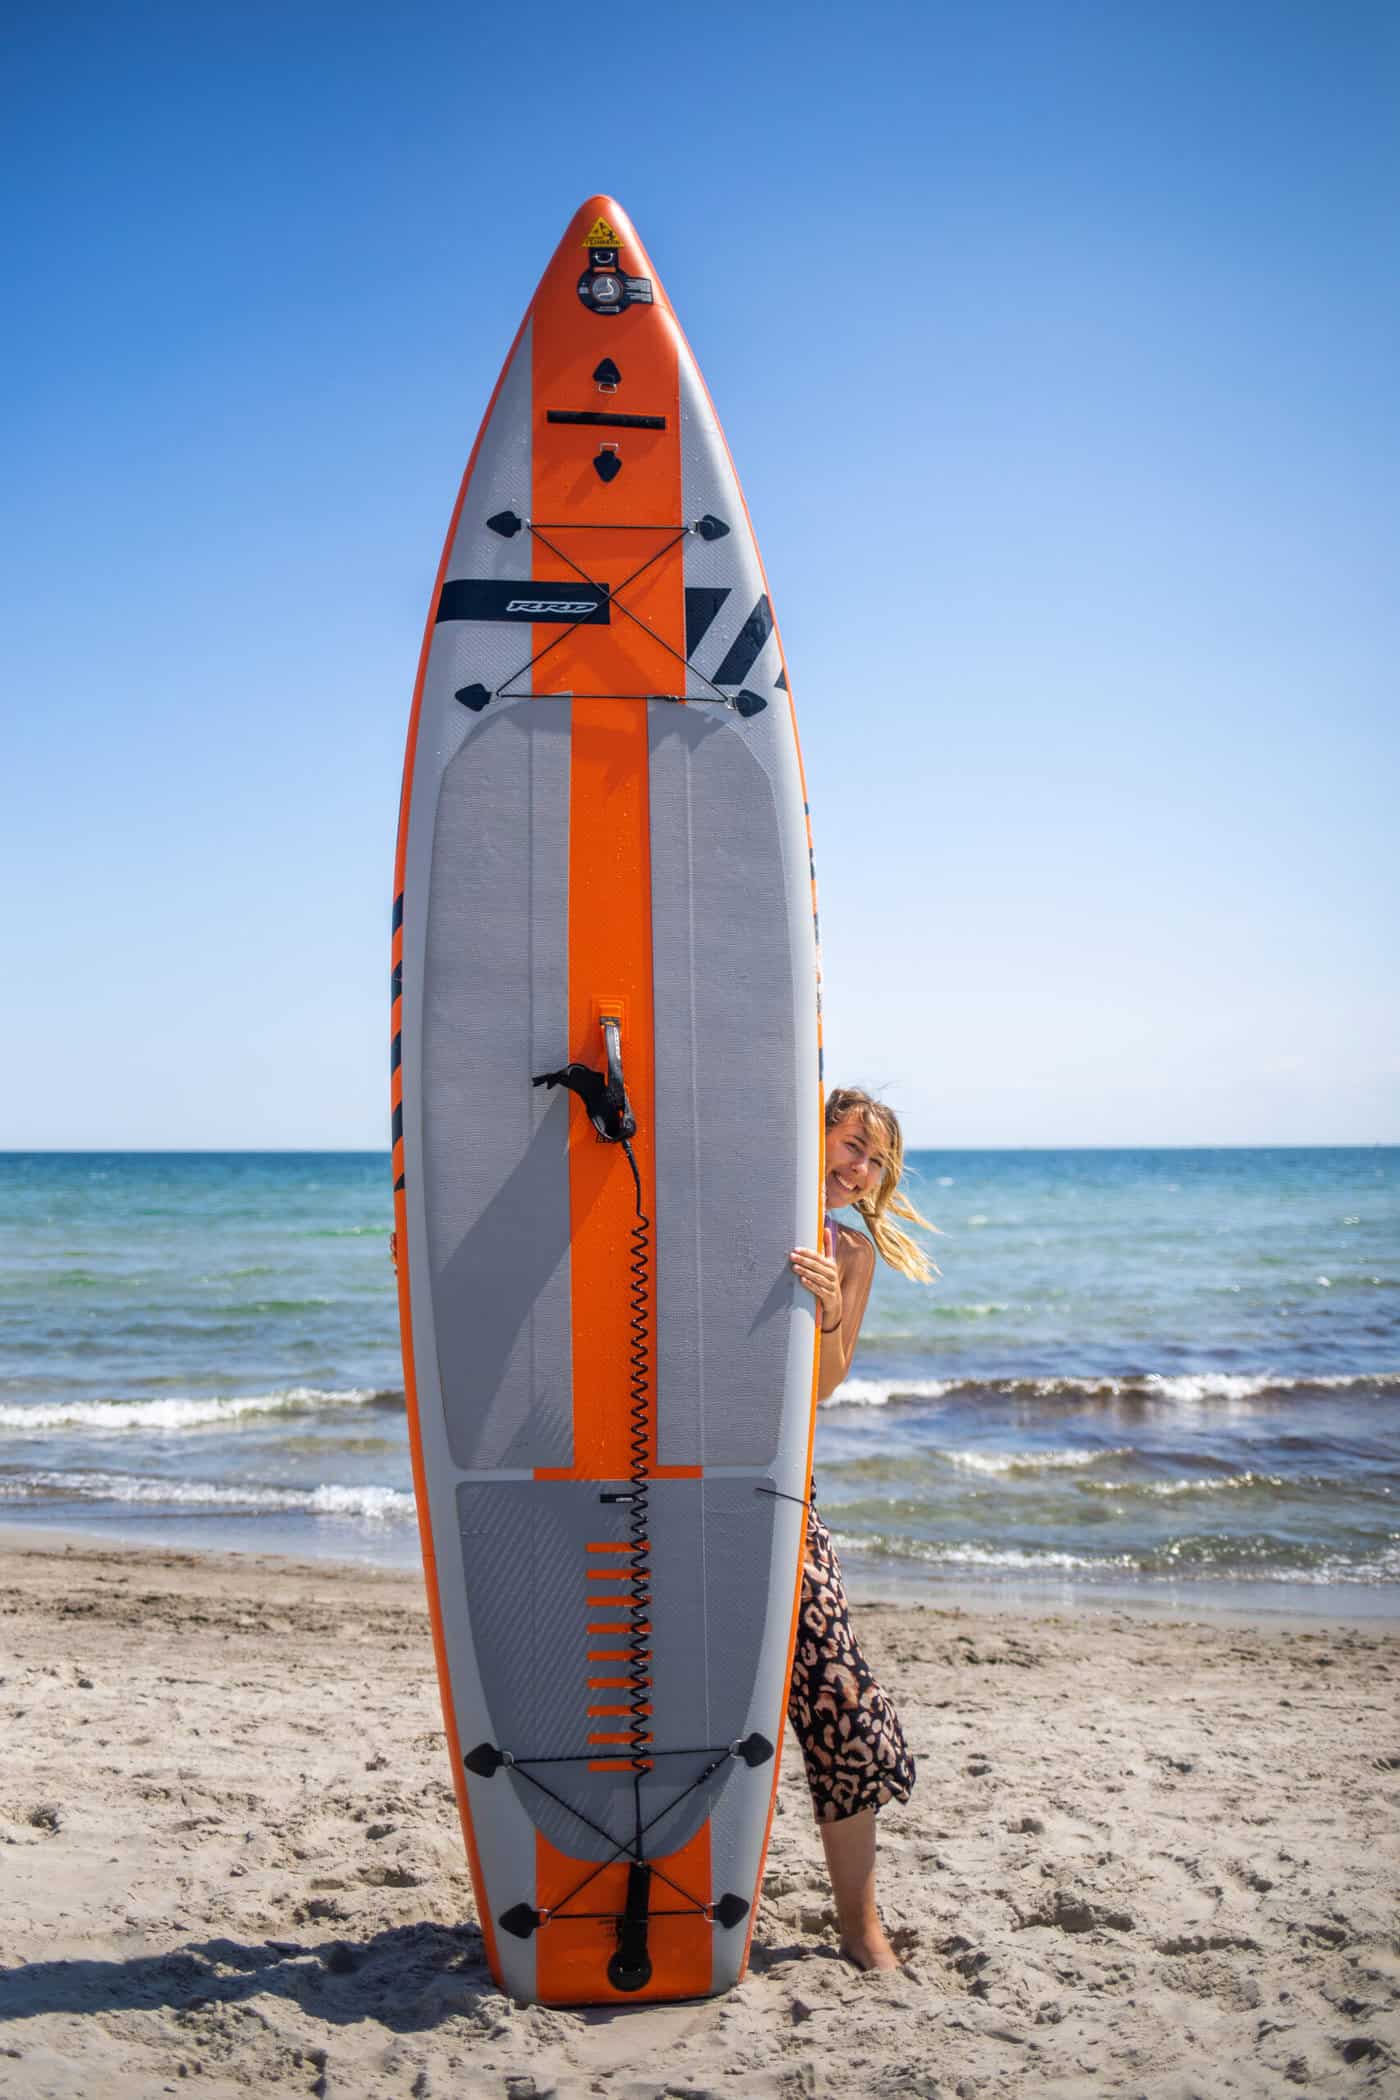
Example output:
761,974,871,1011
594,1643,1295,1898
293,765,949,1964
825,1085,939,1283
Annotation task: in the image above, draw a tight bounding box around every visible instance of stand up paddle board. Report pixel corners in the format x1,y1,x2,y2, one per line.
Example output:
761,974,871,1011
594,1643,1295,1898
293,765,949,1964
391,195,822,2006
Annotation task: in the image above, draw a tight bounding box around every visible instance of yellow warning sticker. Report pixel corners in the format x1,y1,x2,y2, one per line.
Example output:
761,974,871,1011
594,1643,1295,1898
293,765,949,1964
582,214,621,248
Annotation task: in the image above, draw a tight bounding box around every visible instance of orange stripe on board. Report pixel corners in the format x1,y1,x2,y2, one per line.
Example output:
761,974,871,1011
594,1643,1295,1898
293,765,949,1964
530,196,682,1485
527,197,714,2006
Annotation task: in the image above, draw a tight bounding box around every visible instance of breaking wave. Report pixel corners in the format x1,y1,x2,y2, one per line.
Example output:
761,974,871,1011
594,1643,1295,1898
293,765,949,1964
0,1468,414,1521
0,1387,400,1433
827,1370,1400,1410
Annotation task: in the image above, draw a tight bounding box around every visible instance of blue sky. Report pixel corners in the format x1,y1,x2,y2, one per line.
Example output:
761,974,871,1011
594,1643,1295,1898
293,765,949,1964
4,0,1396,1148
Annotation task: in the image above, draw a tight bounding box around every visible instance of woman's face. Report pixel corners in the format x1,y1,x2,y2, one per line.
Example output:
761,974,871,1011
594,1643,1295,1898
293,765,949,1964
824,1110,886,1213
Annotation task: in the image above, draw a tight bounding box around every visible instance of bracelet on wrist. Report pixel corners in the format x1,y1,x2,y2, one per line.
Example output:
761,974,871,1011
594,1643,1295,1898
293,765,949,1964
820,1310,843,1334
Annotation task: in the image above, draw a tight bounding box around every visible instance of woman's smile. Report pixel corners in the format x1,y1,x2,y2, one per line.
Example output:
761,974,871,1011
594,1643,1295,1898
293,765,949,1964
824,1111,884,1212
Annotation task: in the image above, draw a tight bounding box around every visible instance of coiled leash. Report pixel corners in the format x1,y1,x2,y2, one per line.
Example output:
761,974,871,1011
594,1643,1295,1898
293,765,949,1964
533,1017,652,1987
533,1013,652,1784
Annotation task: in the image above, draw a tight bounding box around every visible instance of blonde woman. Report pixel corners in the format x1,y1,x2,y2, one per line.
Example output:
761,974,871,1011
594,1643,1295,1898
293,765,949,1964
787,1086,936,1970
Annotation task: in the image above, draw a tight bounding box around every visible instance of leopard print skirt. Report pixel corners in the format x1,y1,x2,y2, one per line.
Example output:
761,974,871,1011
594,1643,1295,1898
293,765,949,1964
787,1500,916,1823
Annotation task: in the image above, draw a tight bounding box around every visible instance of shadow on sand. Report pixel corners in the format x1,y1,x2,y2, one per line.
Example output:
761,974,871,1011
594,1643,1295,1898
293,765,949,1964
0,1920,820,2034
0,1920,499,2033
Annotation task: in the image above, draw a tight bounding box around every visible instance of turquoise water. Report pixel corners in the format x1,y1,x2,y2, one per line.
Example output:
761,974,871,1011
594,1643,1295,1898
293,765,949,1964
2,1150,1396,1613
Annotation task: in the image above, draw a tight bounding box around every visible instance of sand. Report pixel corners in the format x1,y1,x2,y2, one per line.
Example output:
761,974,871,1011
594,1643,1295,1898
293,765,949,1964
1,1534,1397,2100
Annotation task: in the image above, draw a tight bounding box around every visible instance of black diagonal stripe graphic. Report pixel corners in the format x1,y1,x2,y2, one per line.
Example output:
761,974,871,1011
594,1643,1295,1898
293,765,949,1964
392,1103,404,1145
684,586,730,659
713,595,773,686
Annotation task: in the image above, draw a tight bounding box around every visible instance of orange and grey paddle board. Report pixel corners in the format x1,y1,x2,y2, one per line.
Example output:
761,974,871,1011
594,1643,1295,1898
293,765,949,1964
391,195,822,2006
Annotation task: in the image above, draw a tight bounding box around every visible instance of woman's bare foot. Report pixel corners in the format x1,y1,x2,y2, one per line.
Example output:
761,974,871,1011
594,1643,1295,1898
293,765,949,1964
839,1925,900,1972
819,1808,902,1970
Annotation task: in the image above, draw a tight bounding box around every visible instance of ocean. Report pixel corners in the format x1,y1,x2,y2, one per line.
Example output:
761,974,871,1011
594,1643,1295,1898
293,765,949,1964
2,1149,1395,1618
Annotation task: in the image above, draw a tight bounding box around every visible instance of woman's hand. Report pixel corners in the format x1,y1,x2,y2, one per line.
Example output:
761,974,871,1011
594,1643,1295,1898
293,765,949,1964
790,1222,842,1329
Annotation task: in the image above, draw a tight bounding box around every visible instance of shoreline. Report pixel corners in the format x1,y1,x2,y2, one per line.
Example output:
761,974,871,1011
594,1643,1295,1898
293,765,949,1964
3,1516,1396,1634
2,1532,1397,2096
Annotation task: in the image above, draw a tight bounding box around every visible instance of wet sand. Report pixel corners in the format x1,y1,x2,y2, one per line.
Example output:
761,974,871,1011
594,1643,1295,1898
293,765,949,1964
2,1534,1397,2098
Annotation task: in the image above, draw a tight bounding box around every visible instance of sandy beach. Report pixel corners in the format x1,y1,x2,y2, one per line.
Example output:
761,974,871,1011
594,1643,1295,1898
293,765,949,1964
1,1534,1397,2099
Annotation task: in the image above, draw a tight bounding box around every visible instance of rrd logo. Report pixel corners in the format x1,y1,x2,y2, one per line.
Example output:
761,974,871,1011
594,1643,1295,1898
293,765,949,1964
435,578,613,626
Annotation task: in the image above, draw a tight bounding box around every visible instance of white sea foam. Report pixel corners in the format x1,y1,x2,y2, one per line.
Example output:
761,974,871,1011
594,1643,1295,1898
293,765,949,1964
830,1530,1129,1573
1147,1543,1400,1586
1140,1373,1280,1403
826,1527,1399,1583
941,1445,1134,1476
922,1543,1133,1572
1137,1372,1352,1403
1206,1543,1397,1586
0,1386,386,1433
827,1377,956,1408
1007,1374,1217,1402
811,1368,1400,1412
1,1469,414,1520
1027,1371,1400,1403
1079,1471,1287,1498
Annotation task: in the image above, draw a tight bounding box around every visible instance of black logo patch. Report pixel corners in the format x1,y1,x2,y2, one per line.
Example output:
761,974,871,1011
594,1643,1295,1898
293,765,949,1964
576,267,655,316
436,579,611,626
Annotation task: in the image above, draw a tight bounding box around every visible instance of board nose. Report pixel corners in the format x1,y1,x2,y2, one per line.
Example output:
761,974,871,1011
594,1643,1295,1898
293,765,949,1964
552,193,651,274
531,194,669,368
572,191,628,233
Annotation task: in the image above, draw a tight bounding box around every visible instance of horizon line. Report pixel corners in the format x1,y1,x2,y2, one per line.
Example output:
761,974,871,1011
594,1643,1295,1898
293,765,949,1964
3,1143,1397,1157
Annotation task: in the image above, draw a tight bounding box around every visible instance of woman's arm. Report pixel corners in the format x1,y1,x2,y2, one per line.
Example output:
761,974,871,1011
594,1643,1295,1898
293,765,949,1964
816,1231,875,1400
791,1224,877,1402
